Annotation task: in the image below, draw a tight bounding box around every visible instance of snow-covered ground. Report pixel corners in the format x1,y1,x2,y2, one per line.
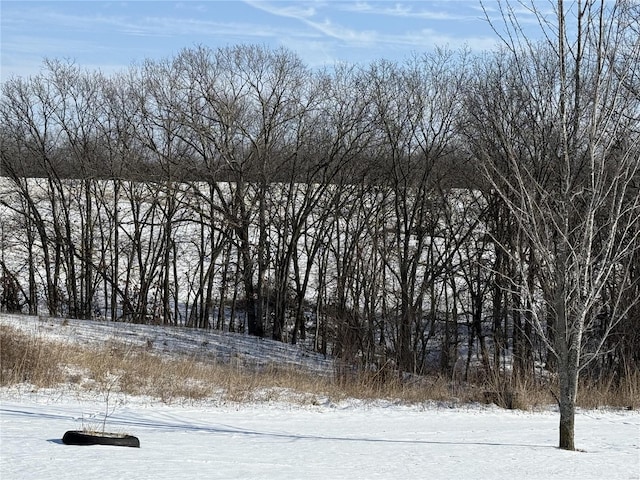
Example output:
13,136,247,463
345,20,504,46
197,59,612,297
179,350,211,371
2,394,639,480
1,314,639,479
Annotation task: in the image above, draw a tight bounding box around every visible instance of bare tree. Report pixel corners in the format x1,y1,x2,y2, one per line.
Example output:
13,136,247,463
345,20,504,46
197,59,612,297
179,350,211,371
469,0,640,450
133,58,195,325
93,71,141,321
366,51,471,373
0,72,65,315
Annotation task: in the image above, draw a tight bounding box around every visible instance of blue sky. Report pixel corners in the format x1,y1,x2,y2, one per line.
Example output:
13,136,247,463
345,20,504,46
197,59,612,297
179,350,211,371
1,1,547,82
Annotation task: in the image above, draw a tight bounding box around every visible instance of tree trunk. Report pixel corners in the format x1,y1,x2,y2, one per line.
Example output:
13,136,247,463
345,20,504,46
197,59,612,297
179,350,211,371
558,361,578,450
555,279,579,451
558,397,575,451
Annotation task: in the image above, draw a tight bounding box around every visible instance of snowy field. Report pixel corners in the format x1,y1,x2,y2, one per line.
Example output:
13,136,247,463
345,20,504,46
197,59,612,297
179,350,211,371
2,394,639,480
1,315,639,479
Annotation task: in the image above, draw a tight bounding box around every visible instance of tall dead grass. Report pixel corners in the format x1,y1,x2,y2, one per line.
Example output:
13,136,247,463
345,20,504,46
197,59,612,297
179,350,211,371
0,325,66,386
1,324,637,410
577,371,640,410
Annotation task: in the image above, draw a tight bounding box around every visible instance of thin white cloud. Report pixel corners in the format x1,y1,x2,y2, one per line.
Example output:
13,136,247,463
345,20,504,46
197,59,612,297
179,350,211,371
247,1,317,19
7,4,317,41
338,1,469,21
244,1,375,44
244,0,497,52
304,19,377,44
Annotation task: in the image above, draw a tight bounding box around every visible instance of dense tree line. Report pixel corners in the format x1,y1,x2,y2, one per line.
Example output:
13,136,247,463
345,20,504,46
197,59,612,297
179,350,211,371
1,0,638,451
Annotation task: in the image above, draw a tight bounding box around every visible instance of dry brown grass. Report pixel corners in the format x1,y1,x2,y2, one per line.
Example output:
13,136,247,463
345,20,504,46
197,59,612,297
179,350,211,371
0,325,66,387
1,324,637,410
577,372,640,410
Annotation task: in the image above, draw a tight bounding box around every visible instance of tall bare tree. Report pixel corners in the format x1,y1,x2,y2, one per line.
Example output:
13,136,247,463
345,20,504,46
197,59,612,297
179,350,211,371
469,0,640,450
366,51,470,373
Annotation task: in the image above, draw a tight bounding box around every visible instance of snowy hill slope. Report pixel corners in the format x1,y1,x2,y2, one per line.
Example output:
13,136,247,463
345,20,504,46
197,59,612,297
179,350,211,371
0,313,334,374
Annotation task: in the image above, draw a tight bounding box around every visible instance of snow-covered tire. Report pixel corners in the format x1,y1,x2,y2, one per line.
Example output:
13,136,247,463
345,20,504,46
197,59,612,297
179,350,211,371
62,430,140,448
